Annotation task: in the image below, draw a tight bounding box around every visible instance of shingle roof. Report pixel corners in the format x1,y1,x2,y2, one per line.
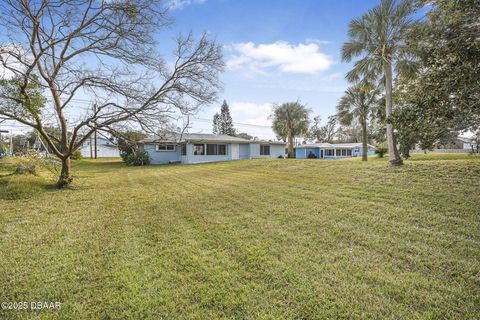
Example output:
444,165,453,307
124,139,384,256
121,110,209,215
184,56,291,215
300,143,333,148
299,142,375,149
140,133,252,144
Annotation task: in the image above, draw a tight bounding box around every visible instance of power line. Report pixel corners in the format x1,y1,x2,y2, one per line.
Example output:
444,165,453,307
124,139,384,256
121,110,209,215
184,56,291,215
191,117,272,128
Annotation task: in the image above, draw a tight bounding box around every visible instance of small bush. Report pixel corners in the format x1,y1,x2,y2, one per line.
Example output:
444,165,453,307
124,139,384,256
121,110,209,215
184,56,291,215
14,164,37,175
14,152,43,175
71,149,82,160
124,151,150,166
374,146,388,158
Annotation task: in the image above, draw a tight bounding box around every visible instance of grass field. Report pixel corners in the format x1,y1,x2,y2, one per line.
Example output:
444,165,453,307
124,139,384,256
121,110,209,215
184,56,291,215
0,154,479,319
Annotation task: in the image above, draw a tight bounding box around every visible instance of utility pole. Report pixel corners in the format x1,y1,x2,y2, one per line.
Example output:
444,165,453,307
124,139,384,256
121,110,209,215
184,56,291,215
9,132,13,155
93,103,98,159
0,129,6,156
89,136,93,159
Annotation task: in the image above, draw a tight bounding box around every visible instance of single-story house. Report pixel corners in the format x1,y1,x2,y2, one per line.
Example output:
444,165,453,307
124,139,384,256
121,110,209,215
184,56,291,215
79,136,120,158
139,133,287,164
435,136,472,150
464,136,478,151
295,142,375,159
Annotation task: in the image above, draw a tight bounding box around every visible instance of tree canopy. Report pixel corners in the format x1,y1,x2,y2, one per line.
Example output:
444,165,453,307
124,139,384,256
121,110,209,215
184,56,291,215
392,0,480,155
0,0,224,187
271,102,310,158
337,82,379,161
212,100,236,135
342,0,417,165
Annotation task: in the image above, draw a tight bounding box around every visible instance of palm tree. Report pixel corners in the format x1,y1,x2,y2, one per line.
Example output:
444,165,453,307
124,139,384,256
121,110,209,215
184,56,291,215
270,102,310,158
337,83,379,161
341,0,417,165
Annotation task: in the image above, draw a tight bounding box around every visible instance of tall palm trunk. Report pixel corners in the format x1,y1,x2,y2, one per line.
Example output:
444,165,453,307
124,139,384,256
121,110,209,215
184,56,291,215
384,61,403,165
287,130,294,158
361,114,368,162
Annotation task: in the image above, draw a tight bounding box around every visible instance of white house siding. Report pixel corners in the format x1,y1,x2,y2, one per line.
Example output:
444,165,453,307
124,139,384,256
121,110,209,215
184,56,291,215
142,138,287,165
79,145,120,158
250,143,286,158
79,137,120,158
143,144,182,164
269,144,287,158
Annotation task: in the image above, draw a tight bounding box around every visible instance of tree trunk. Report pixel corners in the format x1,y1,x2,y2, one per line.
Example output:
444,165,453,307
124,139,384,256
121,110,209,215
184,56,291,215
56,156,73,188
361,115,368,162
384,61,403,166
287,130,294,158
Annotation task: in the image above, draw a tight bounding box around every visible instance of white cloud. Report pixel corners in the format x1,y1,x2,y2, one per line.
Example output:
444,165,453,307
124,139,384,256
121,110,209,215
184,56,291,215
226,41,333,75
167,0,206,10
305,38,331,45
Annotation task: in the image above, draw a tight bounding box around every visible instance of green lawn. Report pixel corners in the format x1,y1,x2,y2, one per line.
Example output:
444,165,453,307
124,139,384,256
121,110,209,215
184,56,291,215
0,154,479,319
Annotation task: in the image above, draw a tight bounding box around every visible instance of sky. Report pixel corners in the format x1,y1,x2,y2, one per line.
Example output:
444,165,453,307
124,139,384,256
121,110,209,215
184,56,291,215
0,0,383,138
164,0,381,138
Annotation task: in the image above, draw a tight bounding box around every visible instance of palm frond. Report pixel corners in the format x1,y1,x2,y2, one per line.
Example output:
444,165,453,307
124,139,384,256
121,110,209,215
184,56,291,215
341,40,365,62
346,56,381,83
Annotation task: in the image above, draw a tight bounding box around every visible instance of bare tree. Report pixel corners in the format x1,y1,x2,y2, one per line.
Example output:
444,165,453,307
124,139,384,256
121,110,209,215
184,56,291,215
0,0,224,187
323,115,337,143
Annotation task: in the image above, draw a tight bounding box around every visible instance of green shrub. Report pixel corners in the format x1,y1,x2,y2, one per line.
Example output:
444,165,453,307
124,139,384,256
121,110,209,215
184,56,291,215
14,151,42,175
124,151,150,166
71,149,82,160
374,146,388,158
117,130,147,161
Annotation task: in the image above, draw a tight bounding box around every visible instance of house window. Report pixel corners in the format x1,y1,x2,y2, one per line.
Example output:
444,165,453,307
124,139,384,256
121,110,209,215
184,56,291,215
325,149,334,156
206,144,216,155
218,144,227,155
206,144,227,155
193,144,205,155
260,145,270,155
181,144,187,156
346,149,352,156
336,149,342,156
156,144,175,151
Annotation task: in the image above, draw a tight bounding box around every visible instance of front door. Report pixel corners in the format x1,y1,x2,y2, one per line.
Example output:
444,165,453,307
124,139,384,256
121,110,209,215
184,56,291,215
239,144,250,159
231,144,239,160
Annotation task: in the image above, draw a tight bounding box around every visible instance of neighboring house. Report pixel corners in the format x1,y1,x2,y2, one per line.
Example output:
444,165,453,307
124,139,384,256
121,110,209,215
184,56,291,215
79,136,120,158
295,142,375,159
436,136,472,149
459,136,477,151
139,133,286,164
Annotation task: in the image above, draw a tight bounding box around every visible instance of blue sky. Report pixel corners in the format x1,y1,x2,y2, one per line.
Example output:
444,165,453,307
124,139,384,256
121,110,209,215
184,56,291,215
0,0,382,137
166,0,381,138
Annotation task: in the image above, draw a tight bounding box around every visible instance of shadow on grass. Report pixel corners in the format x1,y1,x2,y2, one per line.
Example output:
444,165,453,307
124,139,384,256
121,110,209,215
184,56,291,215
406,153,479,162
0,174,57,200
